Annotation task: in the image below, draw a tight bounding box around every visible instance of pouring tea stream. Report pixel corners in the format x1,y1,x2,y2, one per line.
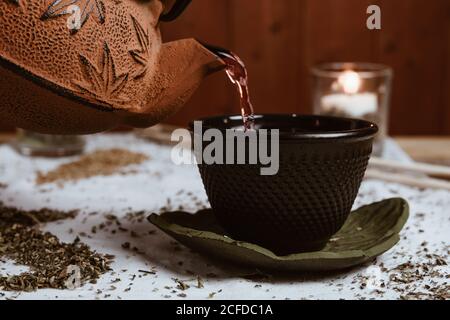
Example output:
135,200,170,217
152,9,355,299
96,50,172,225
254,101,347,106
0,0,240,134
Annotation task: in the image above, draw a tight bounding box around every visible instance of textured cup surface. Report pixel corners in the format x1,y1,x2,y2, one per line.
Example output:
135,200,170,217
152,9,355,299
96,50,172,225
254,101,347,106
193,114,378,255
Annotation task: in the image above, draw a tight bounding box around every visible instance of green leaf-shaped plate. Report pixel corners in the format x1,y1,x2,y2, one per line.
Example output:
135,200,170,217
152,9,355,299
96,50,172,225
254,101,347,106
148,198,409,272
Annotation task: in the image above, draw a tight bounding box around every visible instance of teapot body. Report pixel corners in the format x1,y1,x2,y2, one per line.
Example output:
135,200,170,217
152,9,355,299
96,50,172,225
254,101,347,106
0,0,221,134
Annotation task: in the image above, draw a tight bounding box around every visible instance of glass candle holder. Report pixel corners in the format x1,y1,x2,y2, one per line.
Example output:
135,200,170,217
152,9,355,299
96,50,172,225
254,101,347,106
14,129,85,157
312,63,393,156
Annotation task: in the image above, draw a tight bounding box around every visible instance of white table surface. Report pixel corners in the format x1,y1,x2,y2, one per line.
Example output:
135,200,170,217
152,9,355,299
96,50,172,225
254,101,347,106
0,134,448,300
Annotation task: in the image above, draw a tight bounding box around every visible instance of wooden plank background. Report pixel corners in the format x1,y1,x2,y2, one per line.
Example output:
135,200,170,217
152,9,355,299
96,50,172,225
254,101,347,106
162,0,450,135
1,0,449,135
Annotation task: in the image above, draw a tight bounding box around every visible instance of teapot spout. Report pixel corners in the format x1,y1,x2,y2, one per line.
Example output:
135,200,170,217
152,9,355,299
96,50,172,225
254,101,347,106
127,38,225,128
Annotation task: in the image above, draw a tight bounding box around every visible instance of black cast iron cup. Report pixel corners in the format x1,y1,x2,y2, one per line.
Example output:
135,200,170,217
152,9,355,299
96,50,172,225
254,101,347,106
190,114,378,255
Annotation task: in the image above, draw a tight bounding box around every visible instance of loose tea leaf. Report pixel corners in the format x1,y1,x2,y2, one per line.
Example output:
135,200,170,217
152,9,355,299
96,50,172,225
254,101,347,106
0,203,113,292
197,276,204,289
173,278,190,291
36,149,149,185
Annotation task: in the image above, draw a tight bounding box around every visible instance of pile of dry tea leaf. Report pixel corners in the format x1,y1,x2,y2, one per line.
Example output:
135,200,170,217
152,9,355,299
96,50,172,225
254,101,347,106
0,203,113,292
36,149,149,185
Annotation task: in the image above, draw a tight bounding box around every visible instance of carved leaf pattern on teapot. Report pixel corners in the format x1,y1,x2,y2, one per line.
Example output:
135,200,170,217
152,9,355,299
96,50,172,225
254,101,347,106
41,0,106,33
129,15,150,79
73,42,130,107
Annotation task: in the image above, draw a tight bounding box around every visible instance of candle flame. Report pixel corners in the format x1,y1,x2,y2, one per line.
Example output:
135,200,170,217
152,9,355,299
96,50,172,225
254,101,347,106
338,70,362,94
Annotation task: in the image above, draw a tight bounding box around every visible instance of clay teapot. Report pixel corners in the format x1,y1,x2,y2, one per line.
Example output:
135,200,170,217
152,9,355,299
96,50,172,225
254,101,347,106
0,0,225,134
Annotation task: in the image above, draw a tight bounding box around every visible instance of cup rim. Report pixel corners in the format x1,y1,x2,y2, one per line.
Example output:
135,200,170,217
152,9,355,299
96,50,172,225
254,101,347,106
189,114,379,141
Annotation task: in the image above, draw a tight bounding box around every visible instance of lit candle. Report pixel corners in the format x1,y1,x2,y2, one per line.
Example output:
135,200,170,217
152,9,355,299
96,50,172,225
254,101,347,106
321,70,378,118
